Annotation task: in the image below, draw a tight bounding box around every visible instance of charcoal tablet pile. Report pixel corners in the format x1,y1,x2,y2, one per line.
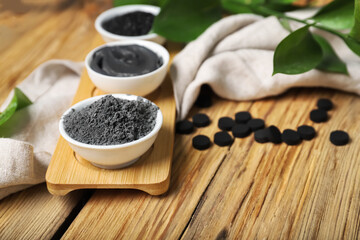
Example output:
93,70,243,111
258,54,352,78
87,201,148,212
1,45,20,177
177,97,350,151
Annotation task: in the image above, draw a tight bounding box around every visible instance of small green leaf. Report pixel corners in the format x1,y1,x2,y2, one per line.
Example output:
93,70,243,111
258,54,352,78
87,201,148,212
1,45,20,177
221,0,253,14
113,0,167,7
350,0,360,41
313,34,348,75
273,26,323,75
277,17,292,32
153,0,222,42
341,35,360,57
0,88,32,126
312,0,354,30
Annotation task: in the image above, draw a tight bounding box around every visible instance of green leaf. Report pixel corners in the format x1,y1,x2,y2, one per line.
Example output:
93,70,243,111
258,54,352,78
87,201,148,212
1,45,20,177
273,26,323,75
152,0,222,42
113,0,167,7
221,0,299,15
350,0,360,41
313,34,348,75
0,88,32,126
312,0,354,30
277,17,292,32
341,35,360,57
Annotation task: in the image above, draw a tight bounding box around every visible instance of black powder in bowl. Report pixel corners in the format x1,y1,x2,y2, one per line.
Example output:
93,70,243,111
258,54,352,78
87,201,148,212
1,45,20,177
63,95,158,145
102,11,155,36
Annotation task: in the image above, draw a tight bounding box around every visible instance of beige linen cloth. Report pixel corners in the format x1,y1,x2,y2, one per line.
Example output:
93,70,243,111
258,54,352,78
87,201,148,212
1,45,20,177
171,10,360,120
0,60,83,200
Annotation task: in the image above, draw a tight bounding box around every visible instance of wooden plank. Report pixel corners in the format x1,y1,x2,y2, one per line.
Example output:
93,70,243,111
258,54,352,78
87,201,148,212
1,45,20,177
0,1,111,238
181,89,360,239
64,88,360,239
0,184,85,239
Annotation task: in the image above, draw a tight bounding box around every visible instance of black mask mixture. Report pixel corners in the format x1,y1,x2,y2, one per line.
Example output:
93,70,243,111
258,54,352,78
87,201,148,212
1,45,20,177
63,95,158,145
102,11,155,36
90,45,163,77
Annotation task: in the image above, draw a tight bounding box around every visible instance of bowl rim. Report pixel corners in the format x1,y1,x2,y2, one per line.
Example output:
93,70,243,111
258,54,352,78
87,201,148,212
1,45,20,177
85,39,169,81
59,94,163,150
95,4,161,40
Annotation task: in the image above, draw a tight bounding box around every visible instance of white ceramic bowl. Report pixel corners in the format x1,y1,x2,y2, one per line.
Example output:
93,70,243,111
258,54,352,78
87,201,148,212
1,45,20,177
85,40,169,96
95,5,165,44
59,94,163,169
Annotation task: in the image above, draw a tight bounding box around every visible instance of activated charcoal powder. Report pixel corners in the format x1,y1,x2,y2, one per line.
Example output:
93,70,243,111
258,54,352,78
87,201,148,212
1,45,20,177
102,11,155,36
63,95,158,145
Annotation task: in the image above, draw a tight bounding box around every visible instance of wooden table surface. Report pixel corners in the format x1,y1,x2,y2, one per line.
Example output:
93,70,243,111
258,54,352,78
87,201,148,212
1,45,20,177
0,1,359,239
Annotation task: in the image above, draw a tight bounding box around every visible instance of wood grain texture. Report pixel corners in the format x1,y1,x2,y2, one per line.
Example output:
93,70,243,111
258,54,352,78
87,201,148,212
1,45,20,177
63,88,360,239
0,184,83,239
46,36,177,196
0,1,111,239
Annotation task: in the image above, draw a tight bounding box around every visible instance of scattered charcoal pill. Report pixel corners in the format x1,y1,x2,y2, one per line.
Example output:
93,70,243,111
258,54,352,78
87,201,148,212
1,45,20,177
297,125,316,140
214,131,233,146
282,129,302,145
218,117,235,131
192,135,211,150
310,109,328,123
267,125,282,144
176,120,194,134
247,118,265,131
330,130,349,146
317,98,333,111
235,111,252,124
254,129,270,143
192,113,210,127
195,93,212,108
232,124,251,138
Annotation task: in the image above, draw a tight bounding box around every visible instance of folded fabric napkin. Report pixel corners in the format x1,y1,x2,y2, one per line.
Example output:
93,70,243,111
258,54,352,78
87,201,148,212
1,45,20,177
171,10,360,120
0,60,83,200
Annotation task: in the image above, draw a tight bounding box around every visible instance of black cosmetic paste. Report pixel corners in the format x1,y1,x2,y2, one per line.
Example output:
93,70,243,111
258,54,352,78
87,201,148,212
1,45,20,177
102,11,155,36
63,95,158,145
90,45,163,77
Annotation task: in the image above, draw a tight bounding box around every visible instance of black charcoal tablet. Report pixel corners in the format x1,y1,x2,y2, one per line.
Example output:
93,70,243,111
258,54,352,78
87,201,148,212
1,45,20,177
254,129,269,143
214,131,233,146
330,130,349,146
282,129,302,145
317,98,333,111
195,94,212,108
247,118,265,131
192,135,211,150
232,124,251,138
192,113,210,127
235,111,252,124
310,109,328,123
297,125,316,140
218,117,235,131
268,125,282,144
176,120,194,134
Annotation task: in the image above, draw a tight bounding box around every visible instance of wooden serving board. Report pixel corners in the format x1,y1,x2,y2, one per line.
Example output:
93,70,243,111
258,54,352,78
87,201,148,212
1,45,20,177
46,36,179,196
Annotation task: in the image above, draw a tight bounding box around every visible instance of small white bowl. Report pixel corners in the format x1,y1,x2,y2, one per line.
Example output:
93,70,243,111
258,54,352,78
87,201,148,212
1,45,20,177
85,40,169,96
59,94,163,169
95,5,165,44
